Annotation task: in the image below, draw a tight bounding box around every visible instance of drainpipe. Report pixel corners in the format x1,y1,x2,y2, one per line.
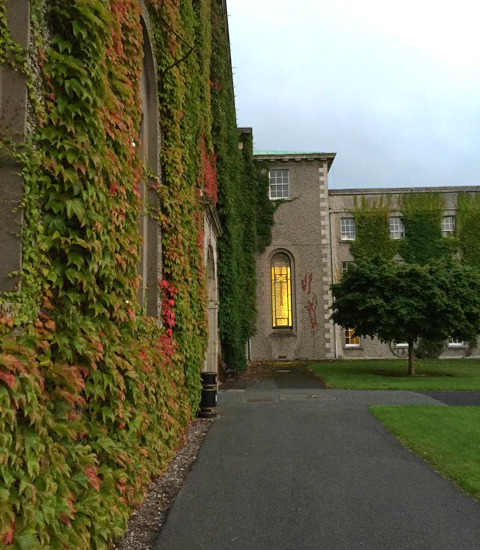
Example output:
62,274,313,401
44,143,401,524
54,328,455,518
328,209,338,359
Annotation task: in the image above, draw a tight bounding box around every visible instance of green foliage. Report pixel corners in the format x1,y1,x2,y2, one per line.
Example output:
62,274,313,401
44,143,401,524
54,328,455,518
254,164,275,253
350,192,458,265
351,197,398,262
0,0,253,547
399,192,453,264
331,259,480,372
456,193,480,268
209,1,273,372
414,338,445,360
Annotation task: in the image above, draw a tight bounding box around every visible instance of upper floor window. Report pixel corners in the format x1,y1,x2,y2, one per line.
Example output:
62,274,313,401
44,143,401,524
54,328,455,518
271,252,293,328
340,218,355,240
269,170,290,200
389,217,404,239
442,216,455,237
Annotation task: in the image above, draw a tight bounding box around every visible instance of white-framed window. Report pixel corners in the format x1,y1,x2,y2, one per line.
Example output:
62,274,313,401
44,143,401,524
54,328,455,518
442,216,455,237
448,338,465,348
269,170,290,200
389,217,404,239
344,328,360,347
340,218,355,240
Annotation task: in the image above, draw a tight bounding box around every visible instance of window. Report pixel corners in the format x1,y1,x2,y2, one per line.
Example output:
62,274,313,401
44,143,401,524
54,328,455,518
389,217,404,239
442,216,455,237
395,342,408,348
448,338,464,348
340,218,355,240
269,170,290,200
271,253,293,328
344,328,360,347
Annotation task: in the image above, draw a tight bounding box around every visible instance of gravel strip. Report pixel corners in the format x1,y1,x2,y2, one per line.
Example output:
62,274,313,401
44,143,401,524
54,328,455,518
111,418,214,550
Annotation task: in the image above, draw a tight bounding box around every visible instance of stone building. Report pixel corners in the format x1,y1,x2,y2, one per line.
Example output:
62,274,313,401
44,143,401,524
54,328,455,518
252,150,480,361
0,0,223,375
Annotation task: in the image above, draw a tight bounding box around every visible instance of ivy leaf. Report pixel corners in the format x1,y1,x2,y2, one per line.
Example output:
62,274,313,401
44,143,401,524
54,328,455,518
65,199,85,222
16,530,40,550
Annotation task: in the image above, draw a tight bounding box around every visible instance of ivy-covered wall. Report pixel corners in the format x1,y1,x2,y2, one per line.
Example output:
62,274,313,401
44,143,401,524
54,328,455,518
351,192,478,266
0,0,268,547
456,193,480,268
210,6,274,372
350,197,397,262
399,192,453,264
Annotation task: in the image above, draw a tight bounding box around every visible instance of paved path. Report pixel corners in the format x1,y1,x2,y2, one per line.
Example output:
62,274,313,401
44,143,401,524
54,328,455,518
422,391,480,406
155,368,480,550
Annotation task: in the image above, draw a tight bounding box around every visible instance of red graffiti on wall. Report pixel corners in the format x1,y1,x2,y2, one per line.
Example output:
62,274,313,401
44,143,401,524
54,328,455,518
302,272,318,335
301,272,312,294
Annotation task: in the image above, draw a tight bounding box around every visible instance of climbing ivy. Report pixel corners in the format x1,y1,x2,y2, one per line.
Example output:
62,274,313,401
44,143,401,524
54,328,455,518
399,192,453,264
350,192,457,265
350,196,398,262
209,0,274,372
0,0,260,547
456,192,480,268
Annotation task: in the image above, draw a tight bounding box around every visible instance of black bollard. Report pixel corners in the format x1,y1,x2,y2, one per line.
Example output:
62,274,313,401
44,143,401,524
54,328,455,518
198,371,217,418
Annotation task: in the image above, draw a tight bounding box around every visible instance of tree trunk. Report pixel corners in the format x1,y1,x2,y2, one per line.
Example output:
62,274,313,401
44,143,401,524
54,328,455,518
408,339,415,376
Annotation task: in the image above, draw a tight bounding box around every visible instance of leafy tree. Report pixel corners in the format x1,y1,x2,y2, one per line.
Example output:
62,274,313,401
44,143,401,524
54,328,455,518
331,260,480,375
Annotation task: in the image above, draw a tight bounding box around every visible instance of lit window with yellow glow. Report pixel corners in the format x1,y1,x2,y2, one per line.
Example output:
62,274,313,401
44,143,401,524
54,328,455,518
271,253,293,328
344,328,360,347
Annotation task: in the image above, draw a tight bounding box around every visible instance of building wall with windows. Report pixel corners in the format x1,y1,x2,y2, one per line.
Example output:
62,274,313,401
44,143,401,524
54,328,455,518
252,152,480,361
329,186,479,359
252,153,336,361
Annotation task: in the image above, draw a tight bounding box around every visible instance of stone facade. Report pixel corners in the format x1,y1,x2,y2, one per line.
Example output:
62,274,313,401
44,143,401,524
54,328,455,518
252,153,335,361
203,203,222,373
252,152,480,361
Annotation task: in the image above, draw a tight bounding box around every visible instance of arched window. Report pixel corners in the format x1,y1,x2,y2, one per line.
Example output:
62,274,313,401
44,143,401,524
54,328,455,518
271,253,293,328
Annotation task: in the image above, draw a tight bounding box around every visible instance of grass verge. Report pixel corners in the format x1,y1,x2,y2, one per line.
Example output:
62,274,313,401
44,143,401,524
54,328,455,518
371,405,480,500
309,359,480,390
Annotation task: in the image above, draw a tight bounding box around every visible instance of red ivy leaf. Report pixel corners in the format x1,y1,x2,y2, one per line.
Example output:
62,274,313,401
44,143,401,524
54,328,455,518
0,371,16,388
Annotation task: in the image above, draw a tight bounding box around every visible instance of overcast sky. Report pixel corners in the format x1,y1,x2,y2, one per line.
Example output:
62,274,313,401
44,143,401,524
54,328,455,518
227,0,480,188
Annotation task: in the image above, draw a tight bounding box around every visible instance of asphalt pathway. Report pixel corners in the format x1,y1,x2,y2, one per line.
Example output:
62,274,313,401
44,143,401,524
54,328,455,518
155,366,480,550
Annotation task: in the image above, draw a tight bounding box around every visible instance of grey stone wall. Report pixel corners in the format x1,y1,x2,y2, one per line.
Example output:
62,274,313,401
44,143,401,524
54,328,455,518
253,166,480,362
0,0,30,292
251,156,335,361
329,186,480,359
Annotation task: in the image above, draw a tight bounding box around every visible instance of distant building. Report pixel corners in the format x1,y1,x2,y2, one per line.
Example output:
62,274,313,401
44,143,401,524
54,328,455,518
251,149,480,361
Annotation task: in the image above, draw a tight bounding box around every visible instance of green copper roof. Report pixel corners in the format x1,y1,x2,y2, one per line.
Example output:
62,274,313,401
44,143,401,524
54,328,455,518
254,150,320,155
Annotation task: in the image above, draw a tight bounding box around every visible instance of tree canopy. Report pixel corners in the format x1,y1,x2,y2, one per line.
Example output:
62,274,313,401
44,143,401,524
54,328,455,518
331,260,480,374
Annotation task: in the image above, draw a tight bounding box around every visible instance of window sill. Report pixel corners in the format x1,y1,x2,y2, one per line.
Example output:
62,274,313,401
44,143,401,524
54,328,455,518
340,238,355,242
270,328,296,337
344,345,362,349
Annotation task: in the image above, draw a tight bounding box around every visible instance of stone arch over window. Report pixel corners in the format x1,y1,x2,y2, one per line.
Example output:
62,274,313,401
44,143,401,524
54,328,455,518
137,17,161,317
270,249,294,328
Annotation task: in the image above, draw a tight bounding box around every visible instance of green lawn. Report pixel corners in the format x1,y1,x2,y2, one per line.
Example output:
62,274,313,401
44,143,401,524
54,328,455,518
371,406,480,500
309,359,480,390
